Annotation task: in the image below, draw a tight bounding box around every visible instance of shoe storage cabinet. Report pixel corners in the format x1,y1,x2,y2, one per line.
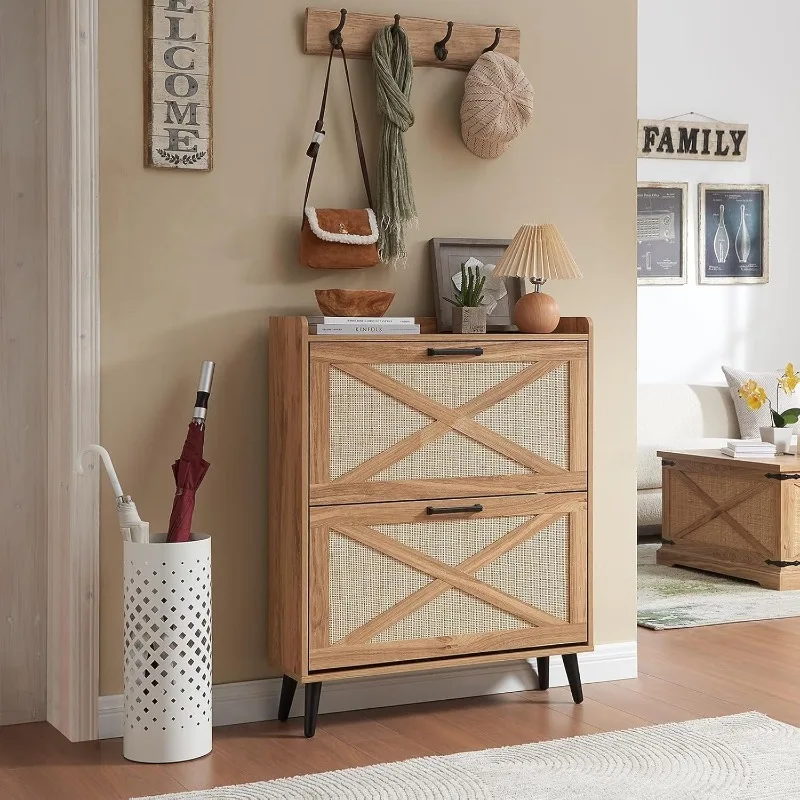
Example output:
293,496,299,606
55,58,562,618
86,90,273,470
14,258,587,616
268,316,593,737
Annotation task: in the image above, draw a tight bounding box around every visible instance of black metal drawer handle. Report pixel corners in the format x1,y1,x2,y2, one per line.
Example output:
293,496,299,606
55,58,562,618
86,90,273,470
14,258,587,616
427,347,484,357
425,504,484,515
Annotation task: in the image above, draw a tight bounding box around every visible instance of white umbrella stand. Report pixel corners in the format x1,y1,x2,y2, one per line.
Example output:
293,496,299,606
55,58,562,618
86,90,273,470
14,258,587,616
77,443,212,763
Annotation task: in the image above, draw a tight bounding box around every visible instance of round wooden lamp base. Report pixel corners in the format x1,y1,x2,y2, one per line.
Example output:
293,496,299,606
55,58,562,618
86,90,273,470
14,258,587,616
513,292,561,334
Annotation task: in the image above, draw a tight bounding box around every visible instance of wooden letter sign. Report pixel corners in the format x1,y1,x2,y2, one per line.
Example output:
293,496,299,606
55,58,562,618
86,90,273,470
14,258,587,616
638,119,748,162
145,0,213,170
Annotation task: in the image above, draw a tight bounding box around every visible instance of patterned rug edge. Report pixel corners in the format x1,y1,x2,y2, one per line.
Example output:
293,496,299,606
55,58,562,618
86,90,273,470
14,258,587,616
133,712,783,799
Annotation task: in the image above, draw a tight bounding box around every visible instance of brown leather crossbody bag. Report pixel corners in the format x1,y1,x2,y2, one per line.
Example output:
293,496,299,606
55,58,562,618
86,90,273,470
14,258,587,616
299,46,380,269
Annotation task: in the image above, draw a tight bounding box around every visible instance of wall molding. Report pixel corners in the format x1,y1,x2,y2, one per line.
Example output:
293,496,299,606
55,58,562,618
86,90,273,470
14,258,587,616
45,0,101,742
98,641,637,739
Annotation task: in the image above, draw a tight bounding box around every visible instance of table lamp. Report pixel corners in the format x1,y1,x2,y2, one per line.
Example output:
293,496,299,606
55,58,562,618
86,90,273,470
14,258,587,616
492,224,583,333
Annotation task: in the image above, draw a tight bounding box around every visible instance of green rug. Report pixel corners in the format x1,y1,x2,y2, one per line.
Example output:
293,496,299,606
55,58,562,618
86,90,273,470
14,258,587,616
638,544,800,630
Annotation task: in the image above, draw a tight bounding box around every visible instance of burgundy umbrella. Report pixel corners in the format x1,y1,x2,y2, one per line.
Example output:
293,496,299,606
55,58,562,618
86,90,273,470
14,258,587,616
167,361,215,543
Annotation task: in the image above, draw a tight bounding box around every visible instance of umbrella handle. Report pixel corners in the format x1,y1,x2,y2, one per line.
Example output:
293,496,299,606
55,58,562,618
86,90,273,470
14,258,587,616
76,444,124,499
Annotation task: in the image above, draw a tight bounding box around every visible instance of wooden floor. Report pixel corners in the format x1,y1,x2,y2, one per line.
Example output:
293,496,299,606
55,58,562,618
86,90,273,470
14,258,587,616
2,619,800,798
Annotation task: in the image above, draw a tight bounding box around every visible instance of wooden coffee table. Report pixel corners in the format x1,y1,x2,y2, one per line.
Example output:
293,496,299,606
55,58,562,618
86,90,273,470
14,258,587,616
658,449,800,590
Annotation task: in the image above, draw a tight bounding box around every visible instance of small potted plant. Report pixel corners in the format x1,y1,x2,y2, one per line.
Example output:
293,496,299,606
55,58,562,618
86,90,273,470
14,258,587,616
738,363,800,453
445,262,487,334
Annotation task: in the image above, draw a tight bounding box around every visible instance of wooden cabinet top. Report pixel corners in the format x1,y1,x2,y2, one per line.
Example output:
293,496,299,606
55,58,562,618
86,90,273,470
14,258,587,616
269,316,592,342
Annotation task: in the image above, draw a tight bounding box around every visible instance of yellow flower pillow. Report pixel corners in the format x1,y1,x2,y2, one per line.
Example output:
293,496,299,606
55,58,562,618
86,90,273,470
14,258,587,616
722,365,799,439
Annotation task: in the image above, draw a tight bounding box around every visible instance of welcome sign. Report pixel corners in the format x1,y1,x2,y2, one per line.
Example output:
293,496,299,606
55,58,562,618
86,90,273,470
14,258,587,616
637,119,748,162
145,0,213,170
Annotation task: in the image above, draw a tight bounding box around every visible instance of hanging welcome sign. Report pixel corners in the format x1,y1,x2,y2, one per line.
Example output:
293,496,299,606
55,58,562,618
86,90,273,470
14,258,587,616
637,118,748,162
145,0,213,171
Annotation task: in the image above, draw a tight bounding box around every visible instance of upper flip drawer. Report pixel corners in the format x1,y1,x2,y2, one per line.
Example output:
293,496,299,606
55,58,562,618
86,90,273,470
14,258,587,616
309,341,589,505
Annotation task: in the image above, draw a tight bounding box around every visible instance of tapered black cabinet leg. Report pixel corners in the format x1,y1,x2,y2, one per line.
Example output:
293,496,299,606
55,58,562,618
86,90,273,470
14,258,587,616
536,657,550,690
562,653,583,704
304,682,323,738
277,675,297,722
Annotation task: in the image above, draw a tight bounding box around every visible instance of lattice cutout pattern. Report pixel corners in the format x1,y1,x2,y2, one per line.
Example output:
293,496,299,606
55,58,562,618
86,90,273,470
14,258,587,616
123,553,212,736
371,430,532,481
476,516,569,621
373,362,530,408
329,368,431,480
475,363,569,469
329,533,432,643
373,516,533,566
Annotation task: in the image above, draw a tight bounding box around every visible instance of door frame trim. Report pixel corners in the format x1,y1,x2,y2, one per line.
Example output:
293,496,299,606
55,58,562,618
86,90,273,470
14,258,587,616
45,0,100,741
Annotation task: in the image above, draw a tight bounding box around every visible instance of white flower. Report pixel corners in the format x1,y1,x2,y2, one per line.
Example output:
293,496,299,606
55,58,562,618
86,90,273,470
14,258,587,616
452,257,508,314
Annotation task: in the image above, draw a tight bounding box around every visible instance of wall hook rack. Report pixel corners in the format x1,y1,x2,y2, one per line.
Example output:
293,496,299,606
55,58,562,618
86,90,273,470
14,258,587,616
328,7,347,49
391,14,401,32
482,27,501,53
305,8,520,71
433,21,454,62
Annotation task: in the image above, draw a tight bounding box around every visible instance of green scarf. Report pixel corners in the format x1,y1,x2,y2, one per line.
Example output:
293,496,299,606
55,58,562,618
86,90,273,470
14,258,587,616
372,24,417,266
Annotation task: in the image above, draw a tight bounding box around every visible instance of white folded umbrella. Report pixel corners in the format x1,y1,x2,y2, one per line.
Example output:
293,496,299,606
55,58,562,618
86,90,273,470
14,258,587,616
77,444,149,543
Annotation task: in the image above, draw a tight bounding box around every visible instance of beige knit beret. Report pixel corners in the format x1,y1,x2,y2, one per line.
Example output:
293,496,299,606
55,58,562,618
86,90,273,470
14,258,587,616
460,52,535,159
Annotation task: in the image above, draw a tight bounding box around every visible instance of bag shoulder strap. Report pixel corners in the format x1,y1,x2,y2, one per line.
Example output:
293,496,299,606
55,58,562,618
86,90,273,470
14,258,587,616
303,46,374,215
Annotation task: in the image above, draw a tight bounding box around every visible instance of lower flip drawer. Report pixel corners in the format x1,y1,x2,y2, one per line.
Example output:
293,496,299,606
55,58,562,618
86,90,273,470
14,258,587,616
307,493,588,672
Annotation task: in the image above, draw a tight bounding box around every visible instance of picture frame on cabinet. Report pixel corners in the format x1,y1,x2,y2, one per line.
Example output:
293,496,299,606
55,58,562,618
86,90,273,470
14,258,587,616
637,182,688,285
698,183,769,284
429,238,524,332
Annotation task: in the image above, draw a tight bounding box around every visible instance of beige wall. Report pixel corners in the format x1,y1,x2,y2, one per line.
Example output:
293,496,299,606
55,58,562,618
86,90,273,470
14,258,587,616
1,0,47,723
99,0,637,694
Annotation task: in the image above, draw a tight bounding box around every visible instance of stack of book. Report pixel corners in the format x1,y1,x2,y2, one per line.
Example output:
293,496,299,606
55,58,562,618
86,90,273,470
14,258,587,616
307,316,420,335
720,439,777,458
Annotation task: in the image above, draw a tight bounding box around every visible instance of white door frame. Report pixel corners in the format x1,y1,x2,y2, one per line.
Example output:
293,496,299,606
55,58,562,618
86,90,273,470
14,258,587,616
45,0,100,742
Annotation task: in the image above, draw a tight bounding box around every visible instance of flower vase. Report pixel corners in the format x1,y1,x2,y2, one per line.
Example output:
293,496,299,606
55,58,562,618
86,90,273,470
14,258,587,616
452,306,487,334
760,426,793,454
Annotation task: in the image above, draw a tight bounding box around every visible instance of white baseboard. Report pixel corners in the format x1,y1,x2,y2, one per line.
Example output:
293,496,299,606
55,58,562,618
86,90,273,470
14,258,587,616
98,641,637,740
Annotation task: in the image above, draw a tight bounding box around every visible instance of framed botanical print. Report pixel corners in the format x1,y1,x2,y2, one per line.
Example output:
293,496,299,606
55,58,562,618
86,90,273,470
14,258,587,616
699,183,769,284
429,238,524,332
637,182,688,285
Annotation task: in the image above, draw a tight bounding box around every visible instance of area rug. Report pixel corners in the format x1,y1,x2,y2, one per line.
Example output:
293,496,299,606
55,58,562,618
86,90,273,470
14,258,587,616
137,713,800,799
638,543,800,629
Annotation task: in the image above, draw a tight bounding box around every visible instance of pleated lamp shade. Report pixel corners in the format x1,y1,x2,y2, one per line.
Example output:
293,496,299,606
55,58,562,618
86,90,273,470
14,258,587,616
492,224,583,281
492,224,582,333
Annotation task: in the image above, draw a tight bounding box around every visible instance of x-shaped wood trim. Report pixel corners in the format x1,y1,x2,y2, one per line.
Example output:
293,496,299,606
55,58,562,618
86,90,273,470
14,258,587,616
329,516,568,647
672,470,772,557
333,361,568,483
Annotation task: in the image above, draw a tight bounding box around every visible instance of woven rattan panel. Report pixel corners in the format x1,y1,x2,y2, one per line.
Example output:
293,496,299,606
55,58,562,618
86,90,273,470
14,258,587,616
726,487,776,554
476,516,569,621
370,588,530,643
680,517,748,554
374,362,530,409
686,472,751,507
329,533,432,644
371,430,532,481
329,368,431,480
672,472,775,555
373,516,533,566
794,485,800,558
475,363,569,469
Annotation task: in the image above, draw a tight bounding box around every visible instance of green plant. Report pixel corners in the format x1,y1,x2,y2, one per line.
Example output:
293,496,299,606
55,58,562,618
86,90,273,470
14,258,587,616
443,263,486,308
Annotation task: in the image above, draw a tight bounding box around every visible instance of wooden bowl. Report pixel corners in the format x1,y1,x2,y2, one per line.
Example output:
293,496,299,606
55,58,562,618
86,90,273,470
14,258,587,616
315,289,395,317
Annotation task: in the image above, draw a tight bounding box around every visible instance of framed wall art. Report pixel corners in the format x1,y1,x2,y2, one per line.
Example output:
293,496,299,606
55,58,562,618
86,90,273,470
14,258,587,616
429,238,524,332
698,183,769,284
637,182,688,285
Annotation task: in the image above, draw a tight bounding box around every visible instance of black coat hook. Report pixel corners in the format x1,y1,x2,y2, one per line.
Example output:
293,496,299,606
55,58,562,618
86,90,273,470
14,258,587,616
434,21,454,61
391,14,401,32
329,8,347,49
482,27,501,53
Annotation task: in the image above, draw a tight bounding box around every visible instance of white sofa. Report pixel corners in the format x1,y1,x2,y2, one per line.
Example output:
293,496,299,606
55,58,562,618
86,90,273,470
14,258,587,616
637,384,739,533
